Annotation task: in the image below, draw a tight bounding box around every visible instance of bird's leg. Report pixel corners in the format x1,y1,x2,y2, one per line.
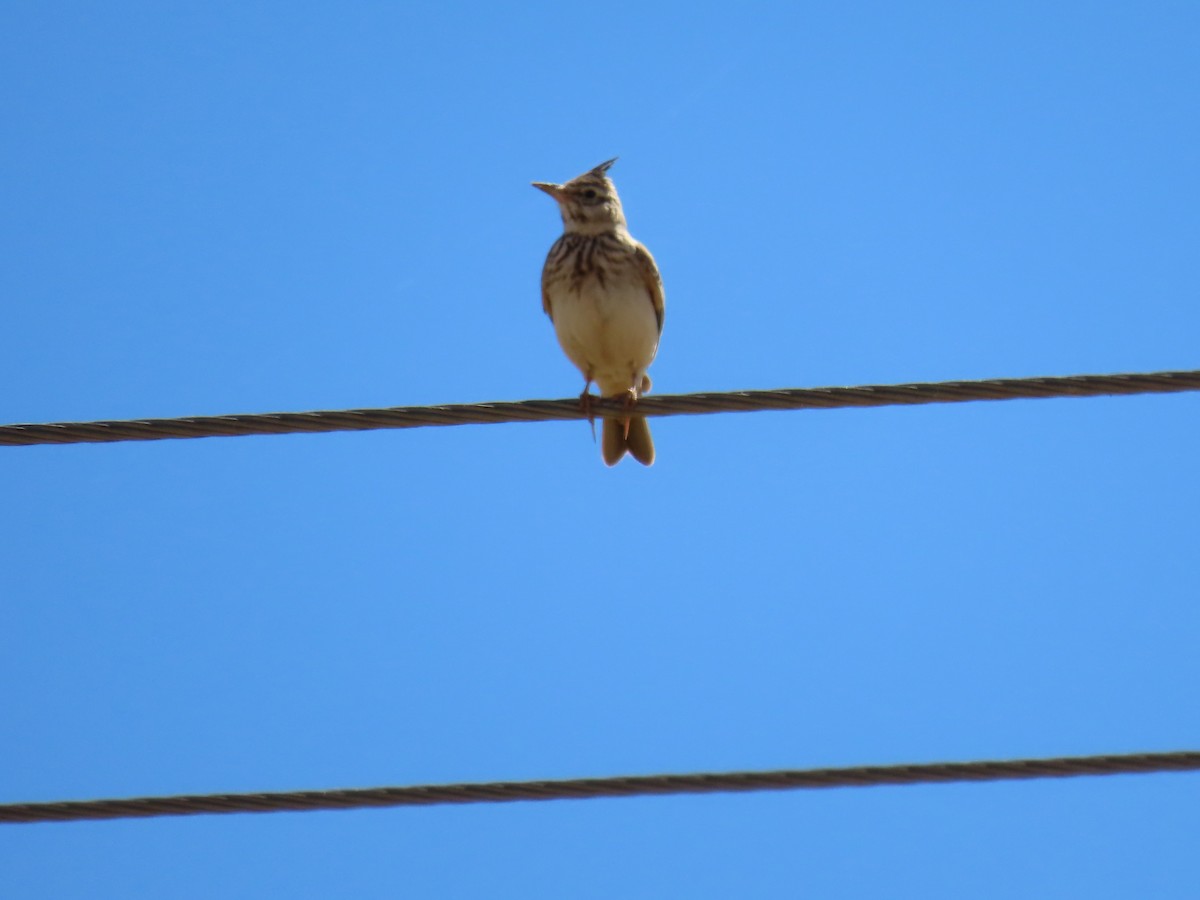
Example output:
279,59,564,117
621,383,640,440
579,375,596,442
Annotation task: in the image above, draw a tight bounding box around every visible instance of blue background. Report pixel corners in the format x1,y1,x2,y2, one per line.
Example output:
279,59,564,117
3,3,1199,896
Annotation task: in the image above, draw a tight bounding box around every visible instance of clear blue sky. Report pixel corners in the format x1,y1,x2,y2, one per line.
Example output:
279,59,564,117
3,3,1199,896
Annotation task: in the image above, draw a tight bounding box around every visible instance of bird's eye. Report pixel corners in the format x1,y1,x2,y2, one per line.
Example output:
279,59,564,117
582,189,598,200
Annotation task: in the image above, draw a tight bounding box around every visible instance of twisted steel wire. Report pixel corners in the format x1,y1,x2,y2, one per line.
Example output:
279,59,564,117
2,368,1198,447
3,751,1198,825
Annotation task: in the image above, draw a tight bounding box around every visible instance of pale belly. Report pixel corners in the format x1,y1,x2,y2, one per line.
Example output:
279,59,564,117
552,277,660,397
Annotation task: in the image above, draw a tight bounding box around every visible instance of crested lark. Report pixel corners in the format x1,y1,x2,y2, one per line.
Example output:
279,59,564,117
533,159,665,466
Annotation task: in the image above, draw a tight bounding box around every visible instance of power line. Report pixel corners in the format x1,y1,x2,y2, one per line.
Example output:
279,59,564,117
2,368,1198,448
3,750,1197,825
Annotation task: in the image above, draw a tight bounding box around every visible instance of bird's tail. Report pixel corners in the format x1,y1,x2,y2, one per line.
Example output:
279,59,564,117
602,415,654,467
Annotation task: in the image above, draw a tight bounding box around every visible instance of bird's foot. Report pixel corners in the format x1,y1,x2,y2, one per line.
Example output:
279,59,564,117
579,383,597,443
620,387,639,439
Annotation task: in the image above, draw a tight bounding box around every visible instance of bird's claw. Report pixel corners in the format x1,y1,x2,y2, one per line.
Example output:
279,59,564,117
579,383,597,443
621,387,638,439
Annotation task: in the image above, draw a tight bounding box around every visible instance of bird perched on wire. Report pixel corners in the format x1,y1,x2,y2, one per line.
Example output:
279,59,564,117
533,159,665,466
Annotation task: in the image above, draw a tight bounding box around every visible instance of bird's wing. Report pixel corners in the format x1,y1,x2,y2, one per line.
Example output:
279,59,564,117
540,237,564,321
633,242,665,334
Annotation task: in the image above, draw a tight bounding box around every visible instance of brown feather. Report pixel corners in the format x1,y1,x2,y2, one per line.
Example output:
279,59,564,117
601,418,627,466
632,243,666,334
625,416,655,466
600,416,654,467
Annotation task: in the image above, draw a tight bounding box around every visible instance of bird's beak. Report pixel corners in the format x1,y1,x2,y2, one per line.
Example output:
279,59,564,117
532,182,563,201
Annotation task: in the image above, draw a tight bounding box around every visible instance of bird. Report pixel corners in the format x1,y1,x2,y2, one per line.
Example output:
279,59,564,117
533,158,665,466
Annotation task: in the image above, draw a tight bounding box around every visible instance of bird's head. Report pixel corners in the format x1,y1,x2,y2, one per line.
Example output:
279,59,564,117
532,158,627,234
